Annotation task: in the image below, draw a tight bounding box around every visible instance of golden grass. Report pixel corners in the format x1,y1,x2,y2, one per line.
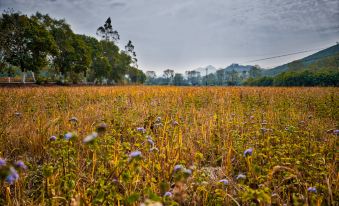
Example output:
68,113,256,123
0,86,338,205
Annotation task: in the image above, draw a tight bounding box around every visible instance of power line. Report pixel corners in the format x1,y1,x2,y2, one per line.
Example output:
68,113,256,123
247,48,325,63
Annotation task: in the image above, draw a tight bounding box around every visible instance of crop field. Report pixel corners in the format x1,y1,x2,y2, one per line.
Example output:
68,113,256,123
0,86,338,205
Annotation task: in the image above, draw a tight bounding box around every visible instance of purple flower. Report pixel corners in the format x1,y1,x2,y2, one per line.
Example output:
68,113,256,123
137,127,146,133
50,136,57,141
69,117,78,123
183,169,192,176
6,167,19,185
307,187,317,193
129,151,142,159
236,174,246,180
244,148,253,157
96,122,107,133
15,161,27,170
0,158,6,167
333,130,339,135
164,191,172,197
174,164,184,172
150,147,159,152
64,132,73,140
83,132,98,143
219,179,229,185
147,138,155,146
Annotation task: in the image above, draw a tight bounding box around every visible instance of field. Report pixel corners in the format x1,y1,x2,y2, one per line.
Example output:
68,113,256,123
0,86,338,205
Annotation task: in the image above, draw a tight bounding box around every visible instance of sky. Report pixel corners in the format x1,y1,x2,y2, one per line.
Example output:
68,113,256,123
1,0,338,74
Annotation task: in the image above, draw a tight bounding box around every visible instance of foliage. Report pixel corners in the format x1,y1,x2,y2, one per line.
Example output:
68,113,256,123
0,11,146,84
0,10,58,74
244,70,339,86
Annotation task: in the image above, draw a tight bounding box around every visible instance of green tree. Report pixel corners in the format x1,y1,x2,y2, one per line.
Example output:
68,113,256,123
0,11,58,83
34,13,90,83
163,69,174,85
145,71,156,84
96,17,119,42
125,40,138,68
173,73,184,85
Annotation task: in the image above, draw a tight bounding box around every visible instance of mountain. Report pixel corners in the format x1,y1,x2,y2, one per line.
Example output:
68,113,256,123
194,65,217,75
263,44,339,76
220,63,253,73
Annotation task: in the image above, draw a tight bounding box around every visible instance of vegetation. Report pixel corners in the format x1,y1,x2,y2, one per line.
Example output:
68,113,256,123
0,10,145,84
244,69,339,87
263,44,339,77
0,86,338,205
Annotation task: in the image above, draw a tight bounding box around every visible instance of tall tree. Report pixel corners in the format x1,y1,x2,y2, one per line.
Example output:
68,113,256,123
173,73,184,85
96,17,119,42
163,69,174,85
0,10,58,82
145,71,156,84
125,40,138,68
34,13,90,82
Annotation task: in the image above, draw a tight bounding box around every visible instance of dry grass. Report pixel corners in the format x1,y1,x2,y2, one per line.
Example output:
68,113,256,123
0,86,338,205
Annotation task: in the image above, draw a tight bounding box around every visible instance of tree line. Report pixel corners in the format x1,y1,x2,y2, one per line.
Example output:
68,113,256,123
144,66,263,86
244,69,339,86
0,10,146,84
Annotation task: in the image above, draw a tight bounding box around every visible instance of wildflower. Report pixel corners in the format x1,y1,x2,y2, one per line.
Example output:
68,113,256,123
183,169,192,176
15,161,27,170
50,136,57,141
137,127,146,133
96,122,107,133
64,132,73,140
307,187,317,193
150,147,159,152
236,174,246,180
333,130,339,135
164,191,172,197
83,132,98,143
244,148,253,157
0,158,6,167
69,117,78,123
174,164,184,172
129,151,142,159
153,123,163,128
6,167,19,185
147,138,155,146
156,117,162,123
172,121,179,126
219,179,229,185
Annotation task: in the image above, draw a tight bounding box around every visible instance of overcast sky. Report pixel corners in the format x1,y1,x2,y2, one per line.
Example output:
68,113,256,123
1,0,338,74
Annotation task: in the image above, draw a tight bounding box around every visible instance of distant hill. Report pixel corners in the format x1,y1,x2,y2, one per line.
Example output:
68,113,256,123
263,44,339,76
194,65,217,75
220,63,253,73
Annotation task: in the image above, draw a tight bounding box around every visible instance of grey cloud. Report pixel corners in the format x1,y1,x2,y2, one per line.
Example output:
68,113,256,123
0,0,338,72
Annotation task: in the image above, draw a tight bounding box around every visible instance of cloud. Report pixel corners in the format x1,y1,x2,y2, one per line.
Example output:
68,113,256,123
0,0,338,72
